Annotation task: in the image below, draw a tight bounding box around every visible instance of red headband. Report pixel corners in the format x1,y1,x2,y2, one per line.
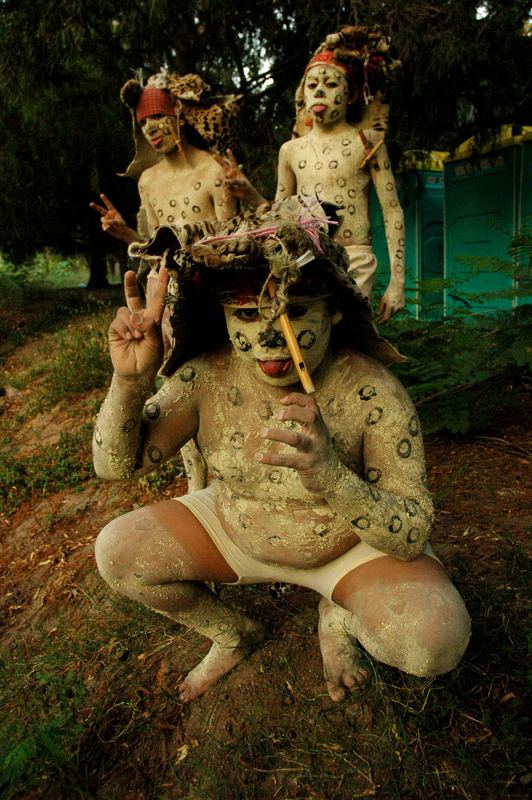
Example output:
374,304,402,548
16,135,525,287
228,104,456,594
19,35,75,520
135,86,177,123
304,51,352,82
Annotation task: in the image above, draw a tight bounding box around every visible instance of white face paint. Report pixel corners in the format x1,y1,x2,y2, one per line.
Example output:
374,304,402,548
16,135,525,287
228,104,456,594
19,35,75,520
223,297,333,387
140,114,179,153
304,64,350,126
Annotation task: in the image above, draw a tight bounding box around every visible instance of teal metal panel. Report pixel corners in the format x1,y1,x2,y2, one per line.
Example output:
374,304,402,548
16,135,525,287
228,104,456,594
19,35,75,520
444,146,519,314
517,137,532,304
418,172,444,320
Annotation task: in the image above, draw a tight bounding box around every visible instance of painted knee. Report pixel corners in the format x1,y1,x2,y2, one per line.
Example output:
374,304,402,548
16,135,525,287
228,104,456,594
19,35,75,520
355,583,471,677
95,516,135,590
95,514,198,613
399,593,471,676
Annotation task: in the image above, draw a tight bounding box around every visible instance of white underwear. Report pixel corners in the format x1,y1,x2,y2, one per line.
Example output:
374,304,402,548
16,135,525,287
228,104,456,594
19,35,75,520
344,244,378,299
175,488,439,602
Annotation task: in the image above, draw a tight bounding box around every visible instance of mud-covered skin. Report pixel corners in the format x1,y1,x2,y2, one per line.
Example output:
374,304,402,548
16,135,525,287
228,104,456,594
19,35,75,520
93,272,470,701
94,341,432,565
303,66,351,126
223,298,332,389
219,63,405,318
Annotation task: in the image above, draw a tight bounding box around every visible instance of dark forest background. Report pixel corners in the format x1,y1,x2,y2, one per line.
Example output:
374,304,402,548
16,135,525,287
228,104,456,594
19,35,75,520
0,0,530,286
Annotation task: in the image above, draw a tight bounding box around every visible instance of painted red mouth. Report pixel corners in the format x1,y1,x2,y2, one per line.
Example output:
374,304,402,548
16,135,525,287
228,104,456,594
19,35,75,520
311,104,328,115
258,359,293,377
150,136,164,148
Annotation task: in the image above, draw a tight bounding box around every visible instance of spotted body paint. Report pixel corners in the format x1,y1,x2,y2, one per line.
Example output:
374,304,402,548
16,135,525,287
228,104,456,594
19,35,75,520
138,142,235,235
275,63,405,308
94,322,433,569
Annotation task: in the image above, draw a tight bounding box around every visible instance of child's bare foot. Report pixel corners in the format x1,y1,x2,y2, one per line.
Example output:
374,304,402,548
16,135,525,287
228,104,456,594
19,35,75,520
318,599,369,702
178,620,265,702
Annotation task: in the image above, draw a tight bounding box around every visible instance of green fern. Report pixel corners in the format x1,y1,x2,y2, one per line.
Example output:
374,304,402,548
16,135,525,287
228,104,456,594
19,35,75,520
387,305,530,434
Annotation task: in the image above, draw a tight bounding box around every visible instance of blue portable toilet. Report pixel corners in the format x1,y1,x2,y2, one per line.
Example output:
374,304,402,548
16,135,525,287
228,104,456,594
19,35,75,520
444,125,532,315
370,151,446,319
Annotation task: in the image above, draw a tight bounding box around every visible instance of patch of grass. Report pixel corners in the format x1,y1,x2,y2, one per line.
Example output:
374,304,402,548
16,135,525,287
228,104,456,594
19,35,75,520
0,250,90,292
0,589,190,799
1,556,529,799
0,279,121,363
1,307,114,415
0,656,87,800
28,320,112,413
0,425,94,515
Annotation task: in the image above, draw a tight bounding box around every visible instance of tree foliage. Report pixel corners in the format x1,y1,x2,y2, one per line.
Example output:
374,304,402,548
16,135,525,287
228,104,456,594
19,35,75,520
0,0,530,278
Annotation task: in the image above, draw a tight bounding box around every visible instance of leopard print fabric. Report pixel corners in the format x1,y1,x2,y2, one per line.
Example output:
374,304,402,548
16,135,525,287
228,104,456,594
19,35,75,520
120,72,243,178
182,94,242,155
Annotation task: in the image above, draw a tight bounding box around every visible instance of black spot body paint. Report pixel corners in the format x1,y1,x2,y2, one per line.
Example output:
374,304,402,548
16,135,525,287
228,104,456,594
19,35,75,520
297,329,316,349
145,403,161,419
234,331,251,352
258,326,284,349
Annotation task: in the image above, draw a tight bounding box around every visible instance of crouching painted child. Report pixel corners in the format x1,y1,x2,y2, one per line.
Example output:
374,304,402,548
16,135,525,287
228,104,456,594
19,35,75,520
93,198,470,702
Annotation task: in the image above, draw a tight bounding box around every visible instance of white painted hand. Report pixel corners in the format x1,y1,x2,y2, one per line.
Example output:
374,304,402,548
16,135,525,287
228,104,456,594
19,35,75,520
90,193,138,244
213,149,261,204
108,268,169,380
378,280,405,323
254,392,336,494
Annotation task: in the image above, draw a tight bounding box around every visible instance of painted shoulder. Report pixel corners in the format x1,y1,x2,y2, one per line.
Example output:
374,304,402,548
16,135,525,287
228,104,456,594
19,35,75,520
279,137,302,158
329,347,411,402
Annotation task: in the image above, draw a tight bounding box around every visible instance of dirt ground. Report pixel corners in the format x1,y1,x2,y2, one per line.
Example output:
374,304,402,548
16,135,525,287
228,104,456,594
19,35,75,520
0,348,530,799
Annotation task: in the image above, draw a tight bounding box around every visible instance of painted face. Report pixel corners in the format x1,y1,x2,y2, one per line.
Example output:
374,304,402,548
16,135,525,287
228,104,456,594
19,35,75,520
303,64,350,125
140,114,178,153
224,297,332,387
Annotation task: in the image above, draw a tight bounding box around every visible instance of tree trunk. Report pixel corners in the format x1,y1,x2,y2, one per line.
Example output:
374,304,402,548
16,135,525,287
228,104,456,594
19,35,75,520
86,244,109,289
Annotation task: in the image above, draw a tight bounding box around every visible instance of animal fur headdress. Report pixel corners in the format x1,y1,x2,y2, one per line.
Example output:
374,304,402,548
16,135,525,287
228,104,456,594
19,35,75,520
293,25,401,138
120,71,242,180
129,196,404,376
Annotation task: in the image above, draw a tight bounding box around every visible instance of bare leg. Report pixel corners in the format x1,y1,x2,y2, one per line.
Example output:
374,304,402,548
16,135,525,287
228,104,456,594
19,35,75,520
181,439,208,493
332,555,471,678
95,499,264,701
164,584,264,702
318,598,369,701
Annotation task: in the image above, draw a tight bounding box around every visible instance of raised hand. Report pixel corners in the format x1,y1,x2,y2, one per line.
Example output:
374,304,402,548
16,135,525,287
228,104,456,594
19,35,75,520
108,268,169,380
254,392,336,494
90,193,138,244
213,149,265,206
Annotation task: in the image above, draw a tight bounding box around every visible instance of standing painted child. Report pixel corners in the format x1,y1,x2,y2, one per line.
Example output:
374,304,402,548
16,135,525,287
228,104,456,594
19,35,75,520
91,71,241,490
91,71,240,246
221,26,405,321
93,198,470,703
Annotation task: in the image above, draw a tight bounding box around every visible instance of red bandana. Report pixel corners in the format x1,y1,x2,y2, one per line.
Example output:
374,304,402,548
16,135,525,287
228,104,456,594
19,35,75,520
304,51,352,82
135,86,177,123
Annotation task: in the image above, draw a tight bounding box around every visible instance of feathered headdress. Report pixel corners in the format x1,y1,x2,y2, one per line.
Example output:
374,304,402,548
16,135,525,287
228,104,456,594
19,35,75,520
129,196,405,376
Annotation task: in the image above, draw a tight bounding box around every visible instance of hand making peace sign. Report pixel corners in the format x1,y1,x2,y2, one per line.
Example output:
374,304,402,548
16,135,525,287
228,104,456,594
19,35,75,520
108,268,169,380
213,149,264,206
90,193,138,244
